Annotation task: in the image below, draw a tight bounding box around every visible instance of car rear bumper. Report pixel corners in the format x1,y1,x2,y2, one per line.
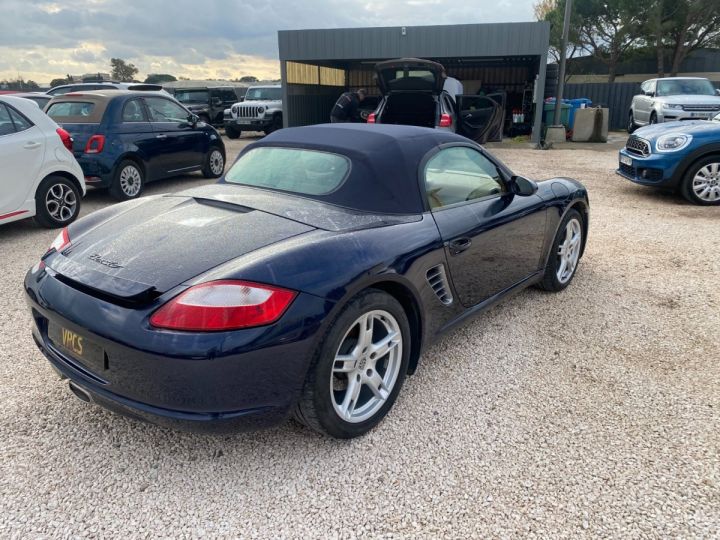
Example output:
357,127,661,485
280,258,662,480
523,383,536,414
76,156,114,188
24,264,328,432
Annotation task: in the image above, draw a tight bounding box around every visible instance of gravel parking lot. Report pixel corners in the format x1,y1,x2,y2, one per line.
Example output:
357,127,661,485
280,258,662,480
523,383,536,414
1,134,718,538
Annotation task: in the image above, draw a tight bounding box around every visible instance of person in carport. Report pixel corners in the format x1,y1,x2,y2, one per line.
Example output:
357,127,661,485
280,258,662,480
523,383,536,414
330,88,367,123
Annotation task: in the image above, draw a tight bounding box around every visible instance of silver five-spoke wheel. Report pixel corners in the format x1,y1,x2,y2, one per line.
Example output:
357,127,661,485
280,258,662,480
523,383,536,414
556,218,582,284
45,183,78,223
692,162,720,203
119,164,142,197
331,310,403,423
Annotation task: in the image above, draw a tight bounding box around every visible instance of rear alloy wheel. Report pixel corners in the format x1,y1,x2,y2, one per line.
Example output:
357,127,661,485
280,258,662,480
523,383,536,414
538,209,584,292
627,111,638,133
34,176,81,228
681,156,720,205
110,160,144,201
202,147,225,178
295,289,410,438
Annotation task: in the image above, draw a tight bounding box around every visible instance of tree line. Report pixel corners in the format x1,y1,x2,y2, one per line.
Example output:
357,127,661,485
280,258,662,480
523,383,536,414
536,0,720,82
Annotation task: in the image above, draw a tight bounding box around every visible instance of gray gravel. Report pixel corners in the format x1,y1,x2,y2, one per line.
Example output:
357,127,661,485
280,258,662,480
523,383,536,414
1,135,718,538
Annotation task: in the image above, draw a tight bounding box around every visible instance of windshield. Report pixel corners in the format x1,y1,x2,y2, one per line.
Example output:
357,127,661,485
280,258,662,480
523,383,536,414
225,147,349,195
174,90,209,104
244,87,281,101
656,79,716,97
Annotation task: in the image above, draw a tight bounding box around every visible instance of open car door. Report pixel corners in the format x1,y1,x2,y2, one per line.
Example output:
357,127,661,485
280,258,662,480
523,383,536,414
456,92,506,144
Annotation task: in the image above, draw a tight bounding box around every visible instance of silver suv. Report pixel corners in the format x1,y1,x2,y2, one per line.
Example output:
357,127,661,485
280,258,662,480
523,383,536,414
628,77,720,132
223,85,282,139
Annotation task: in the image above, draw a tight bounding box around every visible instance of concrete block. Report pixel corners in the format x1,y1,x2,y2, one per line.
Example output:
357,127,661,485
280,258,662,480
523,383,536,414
572,108,609,142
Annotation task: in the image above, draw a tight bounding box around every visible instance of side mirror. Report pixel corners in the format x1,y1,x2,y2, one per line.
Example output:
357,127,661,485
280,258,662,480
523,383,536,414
510,175,538,196
187,113,199,126
211,97,222,106
644,90,655,97
716,89,720,96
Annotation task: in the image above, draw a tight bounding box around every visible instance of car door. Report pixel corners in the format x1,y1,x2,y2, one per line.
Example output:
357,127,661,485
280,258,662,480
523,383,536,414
115,98,160,179
0,103,44,217
455,94,505,144
425,145,548,307
143,96,204,176
635,81,655,124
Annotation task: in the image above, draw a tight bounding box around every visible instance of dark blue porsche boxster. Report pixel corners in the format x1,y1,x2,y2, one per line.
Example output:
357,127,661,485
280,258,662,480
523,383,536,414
25,124,589,438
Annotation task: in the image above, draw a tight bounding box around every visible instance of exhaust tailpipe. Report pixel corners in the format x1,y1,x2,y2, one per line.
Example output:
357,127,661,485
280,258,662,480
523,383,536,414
68,381,92,403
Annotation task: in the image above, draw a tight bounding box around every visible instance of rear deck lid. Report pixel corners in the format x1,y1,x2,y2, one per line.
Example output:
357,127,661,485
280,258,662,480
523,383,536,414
375,58,445,95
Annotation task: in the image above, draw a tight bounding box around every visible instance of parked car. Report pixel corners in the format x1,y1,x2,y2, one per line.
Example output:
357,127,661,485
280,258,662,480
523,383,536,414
47,82,166,97
0,96,85,228
628,77,720,132
45,90,226,200
223,84,282,139
367,58,455,131
25,123,589,438
12,92,52,109
366,58,504,143
617,113,720,205
172,86,244,126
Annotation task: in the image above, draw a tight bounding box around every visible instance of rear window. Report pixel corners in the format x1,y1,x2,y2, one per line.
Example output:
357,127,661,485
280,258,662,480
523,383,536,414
47,101,97,122
175,90,209,104
380,68,437,91
225,147,350,195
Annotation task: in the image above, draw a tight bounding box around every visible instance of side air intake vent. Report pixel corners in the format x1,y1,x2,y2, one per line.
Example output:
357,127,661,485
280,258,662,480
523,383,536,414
426,264,453,305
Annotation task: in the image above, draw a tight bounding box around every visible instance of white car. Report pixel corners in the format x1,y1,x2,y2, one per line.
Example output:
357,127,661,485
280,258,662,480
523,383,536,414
0,96,85,228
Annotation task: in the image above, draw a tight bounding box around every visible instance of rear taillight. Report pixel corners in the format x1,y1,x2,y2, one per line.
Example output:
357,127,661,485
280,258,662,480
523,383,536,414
56,128,73,152
149,280,297,332
439,113,452,128
48,227,71,255
84,135,105,154
367,113,376,124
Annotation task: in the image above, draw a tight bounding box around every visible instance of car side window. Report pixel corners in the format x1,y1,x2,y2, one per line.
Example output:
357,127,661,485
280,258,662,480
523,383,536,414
424,146,505,210
0,104,15,136
6,106,33,132
144,97,188,123
122,99,147,122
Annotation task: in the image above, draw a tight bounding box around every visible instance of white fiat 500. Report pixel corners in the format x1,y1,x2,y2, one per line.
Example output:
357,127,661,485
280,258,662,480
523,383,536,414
0,95,85,228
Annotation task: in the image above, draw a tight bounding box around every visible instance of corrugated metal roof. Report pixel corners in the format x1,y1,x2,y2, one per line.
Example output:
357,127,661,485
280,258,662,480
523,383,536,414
278,22,550,61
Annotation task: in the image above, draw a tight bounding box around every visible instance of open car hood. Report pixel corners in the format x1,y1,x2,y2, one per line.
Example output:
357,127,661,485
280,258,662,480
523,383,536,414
375,58,445,95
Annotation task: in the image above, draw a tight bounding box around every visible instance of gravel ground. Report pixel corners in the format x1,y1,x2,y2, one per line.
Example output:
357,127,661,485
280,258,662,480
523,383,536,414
1,134,718,538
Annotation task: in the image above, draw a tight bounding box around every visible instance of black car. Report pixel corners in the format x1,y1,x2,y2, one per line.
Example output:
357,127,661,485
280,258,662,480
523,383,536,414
173,86,244,126
45,90,226,200
26,124,588,438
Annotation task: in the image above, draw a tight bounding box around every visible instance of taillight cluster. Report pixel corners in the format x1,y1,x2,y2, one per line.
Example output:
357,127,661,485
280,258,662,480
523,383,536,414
439,113,452,128
56,128,73,152
150,280,297,332
366,113,376,124
48,227,71,254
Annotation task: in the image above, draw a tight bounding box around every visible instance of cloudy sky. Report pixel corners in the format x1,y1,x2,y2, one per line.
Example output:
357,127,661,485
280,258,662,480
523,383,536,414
1,0,537,84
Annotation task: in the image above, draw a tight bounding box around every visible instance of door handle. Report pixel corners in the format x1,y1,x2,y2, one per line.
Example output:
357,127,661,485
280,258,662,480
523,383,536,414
24,142,41,149
155,134,167,139
447,237,472,255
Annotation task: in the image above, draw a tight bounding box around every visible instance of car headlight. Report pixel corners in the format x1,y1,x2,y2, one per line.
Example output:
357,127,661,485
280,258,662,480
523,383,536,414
655,133,693,152
662,103,683,110
257,106,265,114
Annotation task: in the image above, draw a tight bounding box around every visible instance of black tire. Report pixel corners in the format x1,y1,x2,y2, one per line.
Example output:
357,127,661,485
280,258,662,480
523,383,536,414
537,208,584,292
627,111,638,133
202,146,225,178
34,175,82,229
649,111,658,125
225,126,241,139
264,114,282,135
198,114,211,125
294,289,411,439
680,155,720,206
109,159,144,201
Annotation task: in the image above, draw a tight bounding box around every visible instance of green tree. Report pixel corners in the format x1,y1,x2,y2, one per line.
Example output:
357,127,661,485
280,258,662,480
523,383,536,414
110,58,139,82
239,75,259,83
144,73,177,84
50,77,69,88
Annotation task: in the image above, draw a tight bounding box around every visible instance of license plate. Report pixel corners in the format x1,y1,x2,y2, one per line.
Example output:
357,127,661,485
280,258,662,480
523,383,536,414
48,322,105,371
690,112,710,118
236,120,252,125
620,155,633,166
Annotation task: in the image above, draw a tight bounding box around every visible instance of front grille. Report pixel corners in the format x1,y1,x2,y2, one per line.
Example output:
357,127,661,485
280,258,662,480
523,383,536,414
626,136,650,157
426,264,453,305
682,104,720,112
234,105,261,118
619,163,664,182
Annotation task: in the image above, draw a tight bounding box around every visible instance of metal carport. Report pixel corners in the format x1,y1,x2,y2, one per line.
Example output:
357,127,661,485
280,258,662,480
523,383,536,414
278,22,551,143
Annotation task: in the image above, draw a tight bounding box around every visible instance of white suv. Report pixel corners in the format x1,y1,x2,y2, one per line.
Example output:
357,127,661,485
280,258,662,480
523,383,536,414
0,96,85,228
224,85,282,138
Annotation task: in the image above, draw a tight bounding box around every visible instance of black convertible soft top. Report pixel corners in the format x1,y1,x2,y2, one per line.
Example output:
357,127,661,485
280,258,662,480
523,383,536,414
235,123,472,215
